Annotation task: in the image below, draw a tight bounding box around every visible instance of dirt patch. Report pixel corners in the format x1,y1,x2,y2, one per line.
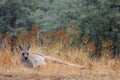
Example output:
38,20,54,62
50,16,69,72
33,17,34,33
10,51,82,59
0,69,119,80
0,72,81,80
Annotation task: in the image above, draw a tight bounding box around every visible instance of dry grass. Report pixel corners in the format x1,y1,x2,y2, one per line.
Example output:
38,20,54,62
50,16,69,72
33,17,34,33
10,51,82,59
0,45,120,80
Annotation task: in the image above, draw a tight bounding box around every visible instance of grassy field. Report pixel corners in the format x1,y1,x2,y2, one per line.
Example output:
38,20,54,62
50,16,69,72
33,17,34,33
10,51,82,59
0,45,120,80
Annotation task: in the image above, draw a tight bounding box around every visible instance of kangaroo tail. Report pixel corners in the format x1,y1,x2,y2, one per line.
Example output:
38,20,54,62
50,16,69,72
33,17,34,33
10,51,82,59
44,56,86,69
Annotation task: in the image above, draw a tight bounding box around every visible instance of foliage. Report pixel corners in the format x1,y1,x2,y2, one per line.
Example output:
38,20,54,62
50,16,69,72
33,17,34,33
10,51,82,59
0,0,120,58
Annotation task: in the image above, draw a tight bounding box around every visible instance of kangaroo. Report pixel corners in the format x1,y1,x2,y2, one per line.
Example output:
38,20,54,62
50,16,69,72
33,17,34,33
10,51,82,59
19,44,86,69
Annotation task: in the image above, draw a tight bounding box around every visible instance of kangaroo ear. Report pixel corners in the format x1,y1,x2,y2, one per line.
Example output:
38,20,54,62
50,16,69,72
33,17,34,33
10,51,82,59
26,44,30,50
19,45,23,51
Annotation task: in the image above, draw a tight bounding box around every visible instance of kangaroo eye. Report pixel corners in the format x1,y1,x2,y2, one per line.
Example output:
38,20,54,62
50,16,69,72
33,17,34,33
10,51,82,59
27,53,29,55
22,53,24,56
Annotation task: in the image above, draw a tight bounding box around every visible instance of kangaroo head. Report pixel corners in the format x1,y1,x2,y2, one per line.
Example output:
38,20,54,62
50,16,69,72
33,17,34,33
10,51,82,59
19,44,30,61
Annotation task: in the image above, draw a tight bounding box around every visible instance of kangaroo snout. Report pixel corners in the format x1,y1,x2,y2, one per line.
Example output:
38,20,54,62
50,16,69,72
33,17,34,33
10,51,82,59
25,57,28,60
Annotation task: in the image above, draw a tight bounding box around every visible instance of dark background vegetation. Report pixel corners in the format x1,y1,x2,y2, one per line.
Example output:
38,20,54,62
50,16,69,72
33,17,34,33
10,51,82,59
0,0,120,58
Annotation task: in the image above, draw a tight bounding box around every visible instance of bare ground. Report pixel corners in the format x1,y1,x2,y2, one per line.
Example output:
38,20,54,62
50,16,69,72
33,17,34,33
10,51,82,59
0,65,119,80
0,71,119,80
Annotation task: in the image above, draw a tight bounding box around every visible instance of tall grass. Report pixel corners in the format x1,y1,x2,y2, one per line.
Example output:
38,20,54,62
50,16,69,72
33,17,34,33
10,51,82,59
0,26,119,80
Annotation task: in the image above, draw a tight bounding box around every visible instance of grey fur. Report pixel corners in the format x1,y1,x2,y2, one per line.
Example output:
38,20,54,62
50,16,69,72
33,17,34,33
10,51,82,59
19,45,86,69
